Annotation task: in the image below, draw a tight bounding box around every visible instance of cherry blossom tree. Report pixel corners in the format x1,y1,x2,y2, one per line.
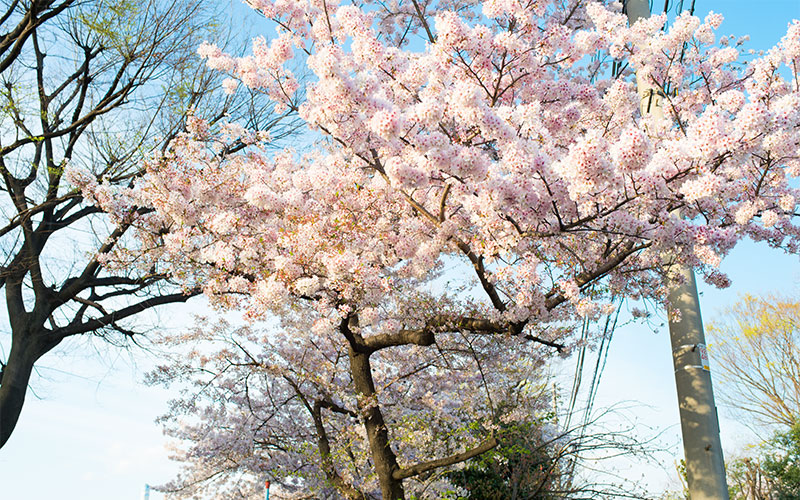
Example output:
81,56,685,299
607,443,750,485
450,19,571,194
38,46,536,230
149,316,652,499
148,317,554,499
73,0,800,497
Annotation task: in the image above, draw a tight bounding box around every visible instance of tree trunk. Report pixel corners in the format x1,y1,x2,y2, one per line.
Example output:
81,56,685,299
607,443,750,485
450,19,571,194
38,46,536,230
348,347,405,500
0,329,45,448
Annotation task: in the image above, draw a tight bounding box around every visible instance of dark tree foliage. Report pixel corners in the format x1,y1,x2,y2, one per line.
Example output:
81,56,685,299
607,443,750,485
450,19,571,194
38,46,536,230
445,412,652,500
762,424,800,500
446,420,562,500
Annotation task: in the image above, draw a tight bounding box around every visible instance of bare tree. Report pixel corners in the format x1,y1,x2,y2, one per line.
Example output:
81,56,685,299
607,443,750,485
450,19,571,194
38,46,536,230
708,294,800,429
0,0,299,448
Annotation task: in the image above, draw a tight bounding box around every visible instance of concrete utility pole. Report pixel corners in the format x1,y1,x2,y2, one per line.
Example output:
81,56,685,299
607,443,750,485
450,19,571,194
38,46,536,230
624,1,729,499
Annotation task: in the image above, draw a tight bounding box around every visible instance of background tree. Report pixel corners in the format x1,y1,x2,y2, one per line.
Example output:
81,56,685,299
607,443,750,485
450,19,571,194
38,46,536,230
761,423,800,500
0,0,298,447
665,426,800,500
706,294,800,499
725,454,774,500
707,294,800,428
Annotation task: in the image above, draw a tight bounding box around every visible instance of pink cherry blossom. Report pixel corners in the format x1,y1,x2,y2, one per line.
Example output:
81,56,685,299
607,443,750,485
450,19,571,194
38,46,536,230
82,1,800,497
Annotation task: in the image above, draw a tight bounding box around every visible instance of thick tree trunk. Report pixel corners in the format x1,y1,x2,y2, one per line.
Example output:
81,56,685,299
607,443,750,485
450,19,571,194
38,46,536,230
348,347,405,500
0,330,44,448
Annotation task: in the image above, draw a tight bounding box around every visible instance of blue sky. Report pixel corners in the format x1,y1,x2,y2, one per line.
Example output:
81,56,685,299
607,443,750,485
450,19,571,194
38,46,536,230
1,1,799,499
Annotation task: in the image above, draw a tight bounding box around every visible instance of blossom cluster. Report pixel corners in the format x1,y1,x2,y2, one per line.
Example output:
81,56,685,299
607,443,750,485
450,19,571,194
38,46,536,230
74,0,800,390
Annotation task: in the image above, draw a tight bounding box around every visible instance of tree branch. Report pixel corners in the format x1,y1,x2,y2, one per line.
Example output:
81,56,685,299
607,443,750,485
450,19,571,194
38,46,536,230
53,288,200,339
393,436,499,480
365,315,565,352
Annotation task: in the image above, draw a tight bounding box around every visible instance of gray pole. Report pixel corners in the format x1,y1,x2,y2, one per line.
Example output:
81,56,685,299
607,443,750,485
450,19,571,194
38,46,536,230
624,2,729,498
668,267,728,498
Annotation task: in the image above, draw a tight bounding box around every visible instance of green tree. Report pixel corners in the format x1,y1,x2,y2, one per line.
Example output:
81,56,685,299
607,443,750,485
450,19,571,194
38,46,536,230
717,425,800,500
762,424,800,500
445,410,653,500
446,420,562,500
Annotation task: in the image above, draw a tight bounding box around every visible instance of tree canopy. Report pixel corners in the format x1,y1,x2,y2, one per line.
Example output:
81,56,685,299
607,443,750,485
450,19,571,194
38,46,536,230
73,0,800,497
